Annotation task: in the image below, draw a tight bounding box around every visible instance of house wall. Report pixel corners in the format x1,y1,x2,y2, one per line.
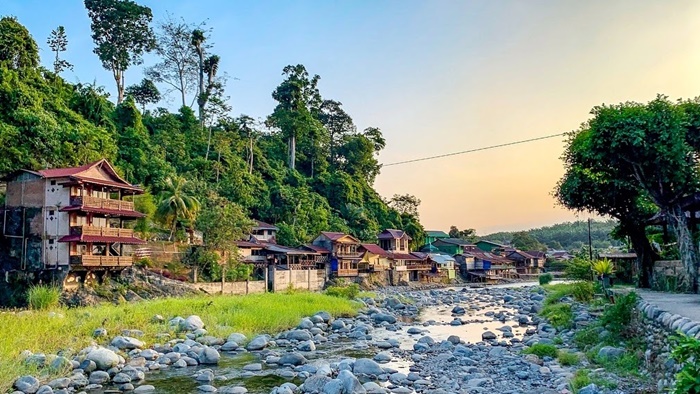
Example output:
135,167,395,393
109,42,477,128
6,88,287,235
192,280,266,295
44,180,71,268
475,241,499,253
273,269,326,292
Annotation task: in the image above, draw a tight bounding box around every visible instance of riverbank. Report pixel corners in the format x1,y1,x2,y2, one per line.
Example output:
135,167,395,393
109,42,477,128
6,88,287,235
0,292,359,392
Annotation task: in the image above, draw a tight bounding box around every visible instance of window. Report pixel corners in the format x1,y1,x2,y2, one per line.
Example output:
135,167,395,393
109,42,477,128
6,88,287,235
50,180,56,186
48,239,55,245
48,210,55,216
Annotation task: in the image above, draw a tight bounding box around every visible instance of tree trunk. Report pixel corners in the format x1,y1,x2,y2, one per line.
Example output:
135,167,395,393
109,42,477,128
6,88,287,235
249,138,254,174
197,50,205,124
667,205,699,293
624,222,657,288
179,74,187,108
114,69,124,104
205,126,212,160
288,135,296,170
193,265,198,283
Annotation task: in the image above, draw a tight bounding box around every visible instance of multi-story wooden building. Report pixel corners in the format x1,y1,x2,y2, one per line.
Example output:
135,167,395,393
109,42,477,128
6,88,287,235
312,232,361,277
1,159,145,283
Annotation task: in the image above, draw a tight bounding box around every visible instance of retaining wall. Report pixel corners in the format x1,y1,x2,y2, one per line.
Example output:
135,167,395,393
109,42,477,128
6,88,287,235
273,269,325,292
193,280,266,295
633,299,700,391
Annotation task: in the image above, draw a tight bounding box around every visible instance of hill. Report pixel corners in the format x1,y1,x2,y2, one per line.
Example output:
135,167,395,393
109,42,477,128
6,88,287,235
481,220,623,251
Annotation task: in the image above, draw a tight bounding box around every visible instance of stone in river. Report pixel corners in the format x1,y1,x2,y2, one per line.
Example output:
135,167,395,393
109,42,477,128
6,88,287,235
353,358,385,376
482,331,497,340
86,347,119,370
180,315,205,331
246,335,269,351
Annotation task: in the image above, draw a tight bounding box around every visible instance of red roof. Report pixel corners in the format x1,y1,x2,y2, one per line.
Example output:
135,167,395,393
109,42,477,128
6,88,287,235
378,229,412,241
58,235,146,245
390,252,425,261
38,162,96,178
60,205,145,218
236,241,263,249
253,220,278,230
320,232,359,243
37,159,142,193
360,243,389,257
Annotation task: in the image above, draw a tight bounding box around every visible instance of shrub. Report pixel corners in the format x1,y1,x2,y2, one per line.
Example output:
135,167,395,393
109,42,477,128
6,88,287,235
565,257,594,281
557,350,580,366
540,303,574,329
326,283,360,299
523,343,558,358
574,327,601,349
600,292,638,339
670,334,700,394
570,369,592,392
571,281,594,303
26,285,60,310
539,273,553,285
592,259,616,276
134,257,153,268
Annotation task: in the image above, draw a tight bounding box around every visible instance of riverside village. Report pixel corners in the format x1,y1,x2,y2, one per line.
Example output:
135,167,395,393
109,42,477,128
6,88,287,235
1,2,700,394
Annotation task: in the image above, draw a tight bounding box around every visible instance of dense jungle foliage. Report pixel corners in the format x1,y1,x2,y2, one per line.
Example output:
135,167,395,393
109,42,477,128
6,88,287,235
0,14,425,251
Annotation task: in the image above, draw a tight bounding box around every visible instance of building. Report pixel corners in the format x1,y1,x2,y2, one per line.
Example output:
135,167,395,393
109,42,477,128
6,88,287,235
456,246,517,282
378,229,412,253
425,238,473,255
251,220,278,243
1,159,145,283
425,230,450,245
475,240,506,253
505,249,543,275
359,243,391,273
312,232,362,277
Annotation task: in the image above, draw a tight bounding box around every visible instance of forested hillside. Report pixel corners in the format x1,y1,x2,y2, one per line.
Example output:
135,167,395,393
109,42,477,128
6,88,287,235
481,220,623,251
0,11,424,251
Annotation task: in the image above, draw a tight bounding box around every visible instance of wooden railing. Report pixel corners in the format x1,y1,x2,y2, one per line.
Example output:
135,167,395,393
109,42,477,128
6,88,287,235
406,263,432,271
70,196,135,211
70,255,133,267
337,269,359,277
71,225,134,238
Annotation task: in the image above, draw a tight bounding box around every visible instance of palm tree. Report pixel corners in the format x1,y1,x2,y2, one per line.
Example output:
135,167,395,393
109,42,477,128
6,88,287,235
156,177,200,241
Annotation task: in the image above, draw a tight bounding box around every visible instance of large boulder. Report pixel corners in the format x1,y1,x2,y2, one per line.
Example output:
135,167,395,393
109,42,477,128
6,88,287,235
180,315,205,331
372,313,396,324
353,358,385,376
227,333,247,344
302,375,332,393
86,347,120,370
597,346,625,361
287,330,312,342
279,352,307,366
337,370,366,393
14,376,40,393
199,347,220,365
111,336,144,350
246,335,269,351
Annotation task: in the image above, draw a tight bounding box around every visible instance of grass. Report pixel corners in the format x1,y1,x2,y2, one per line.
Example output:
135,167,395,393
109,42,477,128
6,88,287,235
540,303,574,329
543,282,594,305
26,285,60,310
557,350,580,366
325,283,360,299
523,343,559,358
539,273,553,285
569,369,618,393
0,292,359,392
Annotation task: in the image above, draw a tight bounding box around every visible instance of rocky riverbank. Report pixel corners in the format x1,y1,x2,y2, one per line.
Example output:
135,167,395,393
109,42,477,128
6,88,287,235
11,284,655,394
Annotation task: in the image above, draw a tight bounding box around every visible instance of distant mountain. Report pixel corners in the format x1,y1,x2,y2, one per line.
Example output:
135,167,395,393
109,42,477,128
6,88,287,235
480,220,623,251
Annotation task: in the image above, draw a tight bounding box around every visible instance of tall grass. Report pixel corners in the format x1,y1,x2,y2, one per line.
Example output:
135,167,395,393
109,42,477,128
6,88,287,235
26,285,60,310
0,292,358,392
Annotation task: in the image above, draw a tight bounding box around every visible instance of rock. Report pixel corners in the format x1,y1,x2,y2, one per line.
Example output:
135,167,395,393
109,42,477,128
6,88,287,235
49,356,72,372
219,386,248,394
93,328,107,338
353,358,385,376
14,376,40,393
246,335,269,350
597,346,625,361
180,315,205,331
198,385,218,392
578,383,601,394
337,370,366,393
227,333,247,344
111,336,144,350
447,335,461,344
199,336,225,346
297,340,316,352
243,363,263,371
88,371,111,385
35,386,53,394
134,385,156,393
374,352,392,363
47,379,70,390
86,347,119,370
303,375,332,393
199,347,221,365
466,378,493,387
482,331,497,340
287,330,312,342
372,313,397,324
279,352,307,366
112,373,132,384
363,382,386,394
314,311,332,323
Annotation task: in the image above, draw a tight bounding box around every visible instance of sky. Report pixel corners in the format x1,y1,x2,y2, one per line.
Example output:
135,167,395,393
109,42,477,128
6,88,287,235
4,0,700,234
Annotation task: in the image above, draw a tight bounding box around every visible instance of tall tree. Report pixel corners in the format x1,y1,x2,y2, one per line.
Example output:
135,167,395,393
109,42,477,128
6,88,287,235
0,16,39,69
126,78,161,111
84,0,156,104
145,16,201,108
318,99,355,167
267,64,323,171
237,115,259,174
47,26,73,74
449,226,477,242
389,194,421,217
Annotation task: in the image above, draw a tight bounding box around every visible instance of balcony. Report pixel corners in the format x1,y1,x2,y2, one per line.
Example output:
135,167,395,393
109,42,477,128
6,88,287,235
336,251,362,258
406,263,433,271
70,255,133,267
70,195,135,211
70,225,134,238
337,268,359,277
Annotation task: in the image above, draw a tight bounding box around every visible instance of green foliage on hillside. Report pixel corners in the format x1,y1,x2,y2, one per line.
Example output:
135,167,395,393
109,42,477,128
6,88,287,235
0,15,424,246
482,220,623,251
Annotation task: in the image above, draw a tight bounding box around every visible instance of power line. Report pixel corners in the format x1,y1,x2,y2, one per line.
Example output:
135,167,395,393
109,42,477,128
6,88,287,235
382,133,566,167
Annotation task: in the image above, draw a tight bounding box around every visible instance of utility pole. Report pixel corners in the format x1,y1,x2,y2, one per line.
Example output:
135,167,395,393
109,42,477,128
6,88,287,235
588,217,593,260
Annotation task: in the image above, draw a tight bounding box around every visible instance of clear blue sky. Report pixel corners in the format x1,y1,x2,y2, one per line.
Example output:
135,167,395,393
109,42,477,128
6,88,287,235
4,1,700,233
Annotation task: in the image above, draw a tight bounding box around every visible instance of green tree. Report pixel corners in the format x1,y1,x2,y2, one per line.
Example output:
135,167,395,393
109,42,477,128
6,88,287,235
84,0,156,103
582,96,699,291
47,26,73,74
145,15,201,108
389,194,421,217
156,176,201,241
197,193,255,254
510,231,546,251
126,78,161,111
449,226,477,242
318,99,355,168
0,16,39,69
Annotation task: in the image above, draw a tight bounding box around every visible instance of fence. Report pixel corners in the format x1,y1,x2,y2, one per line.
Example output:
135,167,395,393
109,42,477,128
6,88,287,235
192,280,266,295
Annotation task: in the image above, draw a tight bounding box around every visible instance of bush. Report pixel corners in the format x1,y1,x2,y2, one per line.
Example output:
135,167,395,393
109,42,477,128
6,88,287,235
26,285,60,310
571,281,594,303
600,292,638,339
134,257,153,268
565,257,594,281
523,343,558,358
670,334,700,394
540,303,574,329
557,350,580,366
326,283,360,299
574,327,601,349
539,273,553,285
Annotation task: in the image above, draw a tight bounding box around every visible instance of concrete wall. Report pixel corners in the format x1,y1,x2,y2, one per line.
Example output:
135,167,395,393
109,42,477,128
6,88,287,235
193,280,266,295
652,260,700,292
272,269,325,292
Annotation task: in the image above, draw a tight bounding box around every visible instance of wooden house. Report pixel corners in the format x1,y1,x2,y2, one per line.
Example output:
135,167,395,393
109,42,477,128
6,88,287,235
1,159,145,285
312,232,362,277
251,220,278,243
457,246,517,282
505,249,543,275
475,240,506,253
425,230,450,245
426,238,474,255
359,243,391,273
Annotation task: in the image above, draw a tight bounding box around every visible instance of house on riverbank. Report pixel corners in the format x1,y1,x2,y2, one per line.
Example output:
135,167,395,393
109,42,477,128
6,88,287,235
0,159,146,286
312,232,362,278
